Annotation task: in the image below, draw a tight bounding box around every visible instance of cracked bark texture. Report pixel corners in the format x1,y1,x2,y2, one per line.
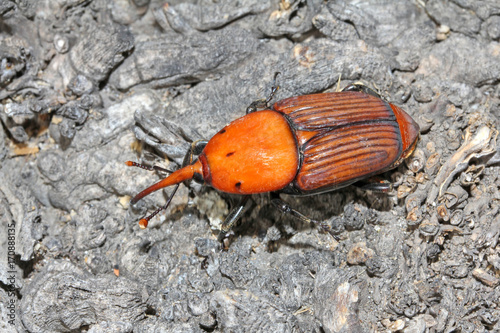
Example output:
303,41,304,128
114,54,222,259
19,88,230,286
0,0,499,332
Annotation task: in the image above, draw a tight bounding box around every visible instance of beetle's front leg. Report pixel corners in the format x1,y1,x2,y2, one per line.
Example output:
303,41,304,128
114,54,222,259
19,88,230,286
270,193,340,241
246,72,281,114
217,196,251,242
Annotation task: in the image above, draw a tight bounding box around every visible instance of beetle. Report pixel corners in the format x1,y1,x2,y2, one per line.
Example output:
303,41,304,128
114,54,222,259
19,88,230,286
127,79,419,241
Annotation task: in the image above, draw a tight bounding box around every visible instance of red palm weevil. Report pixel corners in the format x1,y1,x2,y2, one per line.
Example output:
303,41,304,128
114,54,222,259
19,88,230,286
127,79,419,241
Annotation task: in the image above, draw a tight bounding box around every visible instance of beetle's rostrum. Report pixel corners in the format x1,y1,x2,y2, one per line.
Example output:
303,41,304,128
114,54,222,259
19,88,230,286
127,83,419,239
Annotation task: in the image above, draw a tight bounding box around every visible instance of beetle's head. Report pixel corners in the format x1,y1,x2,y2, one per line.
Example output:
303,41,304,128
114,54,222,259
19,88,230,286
126,160,204,228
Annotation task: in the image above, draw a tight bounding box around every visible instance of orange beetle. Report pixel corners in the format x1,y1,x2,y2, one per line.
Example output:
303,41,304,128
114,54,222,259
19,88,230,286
127,82,419,240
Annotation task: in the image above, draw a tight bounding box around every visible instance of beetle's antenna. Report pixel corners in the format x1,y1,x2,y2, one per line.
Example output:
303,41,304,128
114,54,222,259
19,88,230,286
137,184,180,229
125,161,175,174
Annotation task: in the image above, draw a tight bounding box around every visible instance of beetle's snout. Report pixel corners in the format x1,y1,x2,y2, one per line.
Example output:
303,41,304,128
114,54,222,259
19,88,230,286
130,160,203,204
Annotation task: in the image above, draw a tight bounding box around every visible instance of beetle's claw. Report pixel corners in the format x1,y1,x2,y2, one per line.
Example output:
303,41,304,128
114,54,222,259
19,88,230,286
318,223,340,241
328,230,341,242
319,223,329,232
217,231,231,250
222,238,230,251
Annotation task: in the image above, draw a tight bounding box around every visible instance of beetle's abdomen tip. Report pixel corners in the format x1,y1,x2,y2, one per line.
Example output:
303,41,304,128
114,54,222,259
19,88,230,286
390,104,420,153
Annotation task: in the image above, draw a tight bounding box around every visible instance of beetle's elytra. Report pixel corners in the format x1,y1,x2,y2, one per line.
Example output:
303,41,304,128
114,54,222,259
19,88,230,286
127,83,419,238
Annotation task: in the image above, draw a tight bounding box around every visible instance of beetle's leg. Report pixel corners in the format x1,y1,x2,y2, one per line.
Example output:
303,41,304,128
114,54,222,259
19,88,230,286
264,71,281,106
354,177,393,193
342,83,381,99
217,195,251,241
246,72,281,114
246,100,267,114
270,193,340,241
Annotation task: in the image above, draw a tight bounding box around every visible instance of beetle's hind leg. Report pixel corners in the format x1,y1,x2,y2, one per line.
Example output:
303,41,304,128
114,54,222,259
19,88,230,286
354,177,393,193
246,72,281,114
270,193,340,241
217,196,251,242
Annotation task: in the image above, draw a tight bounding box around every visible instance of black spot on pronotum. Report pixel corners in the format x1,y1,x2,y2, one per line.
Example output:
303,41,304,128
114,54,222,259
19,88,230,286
218,129,226,134
235,182,241,189
226,151,235,157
